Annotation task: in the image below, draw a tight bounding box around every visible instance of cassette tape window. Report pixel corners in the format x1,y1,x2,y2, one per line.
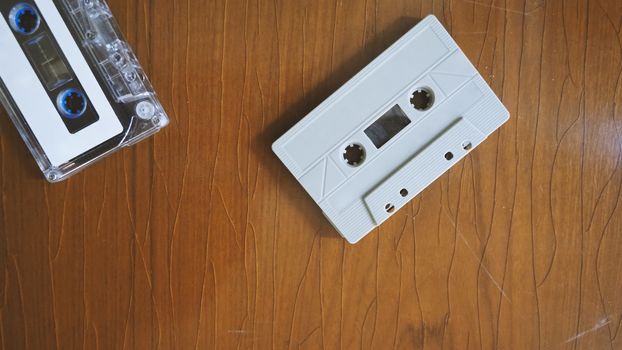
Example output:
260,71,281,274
364,104,412,149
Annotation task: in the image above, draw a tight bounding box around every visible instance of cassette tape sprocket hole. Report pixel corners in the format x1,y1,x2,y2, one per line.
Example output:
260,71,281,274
343,143,366,167
9,3,41,35
410,88,435,111
57,88,88,119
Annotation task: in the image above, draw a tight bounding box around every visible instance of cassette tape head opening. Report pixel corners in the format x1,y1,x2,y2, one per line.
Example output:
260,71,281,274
272,15,509,244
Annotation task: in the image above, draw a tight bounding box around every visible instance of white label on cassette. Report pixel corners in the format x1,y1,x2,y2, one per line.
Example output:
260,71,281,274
0,0,123,167
273,15,510,243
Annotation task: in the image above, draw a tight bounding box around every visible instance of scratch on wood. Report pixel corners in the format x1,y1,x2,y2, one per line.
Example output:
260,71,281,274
564,318,610,344
10,256,28,349
298,326,320,347
458,0,545,15
443,209,511,302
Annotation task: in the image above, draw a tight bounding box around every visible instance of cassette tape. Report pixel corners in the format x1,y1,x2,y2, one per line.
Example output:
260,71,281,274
273,15,510,244
0,0,169,182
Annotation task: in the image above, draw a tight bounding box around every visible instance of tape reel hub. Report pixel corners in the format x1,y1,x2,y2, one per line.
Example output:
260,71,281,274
410,88,434,111
57,88,88,119
9,3,41,35
343,143,366,167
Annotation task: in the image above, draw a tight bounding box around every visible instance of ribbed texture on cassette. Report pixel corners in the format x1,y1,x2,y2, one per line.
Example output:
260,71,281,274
427,16,458,52
464,77,509,135
321,201,376,243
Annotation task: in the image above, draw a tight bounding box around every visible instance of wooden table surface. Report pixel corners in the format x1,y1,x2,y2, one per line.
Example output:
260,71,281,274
1,0,622,349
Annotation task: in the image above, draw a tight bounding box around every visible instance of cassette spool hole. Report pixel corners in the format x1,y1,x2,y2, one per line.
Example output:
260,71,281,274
57,88,88,119
343,143,366,167
9,3,41,35
410,88,434,111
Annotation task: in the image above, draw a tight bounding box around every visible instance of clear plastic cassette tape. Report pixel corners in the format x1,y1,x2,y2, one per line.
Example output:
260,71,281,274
273,16,510,243
0,0,169,182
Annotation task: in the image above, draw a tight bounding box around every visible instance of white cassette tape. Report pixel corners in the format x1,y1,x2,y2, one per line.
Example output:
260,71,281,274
273,15,509,243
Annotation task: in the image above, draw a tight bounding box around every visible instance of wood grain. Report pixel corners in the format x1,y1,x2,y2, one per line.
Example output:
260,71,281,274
1,0,622,348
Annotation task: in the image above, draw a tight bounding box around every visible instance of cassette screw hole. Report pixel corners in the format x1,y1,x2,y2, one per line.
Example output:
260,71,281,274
463,141,473,151
47,171,60,182
400,189,409,197
445,152,454,161
410,88,434,111
385,204,396,214
343,144,366,167
124,71,138,82
136,101,156,120
112,53,125,66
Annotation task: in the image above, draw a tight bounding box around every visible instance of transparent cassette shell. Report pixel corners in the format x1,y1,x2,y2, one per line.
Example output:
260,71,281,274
0,0,169,182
